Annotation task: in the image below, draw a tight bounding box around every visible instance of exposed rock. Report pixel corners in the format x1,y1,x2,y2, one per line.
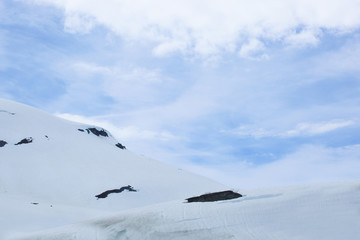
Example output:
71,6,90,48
115,143,126,149
0,110,15,115
78,128,109,137
186,190,242,203
78,128,126,149
0,140,7,147
95,185,137,199
88,128,109,137
15,137,33,145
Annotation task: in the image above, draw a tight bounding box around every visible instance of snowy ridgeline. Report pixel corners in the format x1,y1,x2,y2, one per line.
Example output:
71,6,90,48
0,98,225,207
0,99,225,238
9,180,360,240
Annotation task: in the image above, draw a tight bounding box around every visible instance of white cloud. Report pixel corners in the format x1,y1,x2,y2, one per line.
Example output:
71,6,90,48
242,144,360,188
230,119,355,139
285,28,321,47
229,125,275,139
63,11,96,34
152,40,189,57
285,120,355,137
182,144,360,189
56,113,177,142
238,39,269,60
70,61,111,76
30,0,360,58
55,113,107,127
55,60,183,108
55,112,360,189
311,38,360,75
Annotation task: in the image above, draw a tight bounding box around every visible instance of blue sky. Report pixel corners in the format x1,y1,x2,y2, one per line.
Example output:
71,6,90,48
1,0,360,188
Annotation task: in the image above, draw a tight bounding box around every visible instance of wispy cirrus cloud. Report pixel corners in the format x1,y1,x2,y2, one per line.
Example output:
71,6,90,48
228,119,355,139
285,120,355,137
60,61,185,108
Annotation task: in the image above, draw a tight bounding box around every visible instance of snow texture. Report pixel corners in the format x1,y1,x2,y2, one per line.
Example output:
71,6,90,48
13,181,360,240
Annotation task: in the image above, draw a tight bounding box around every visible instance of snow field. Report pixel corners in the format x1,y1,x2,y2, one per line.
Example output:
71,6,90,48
15,180,360,240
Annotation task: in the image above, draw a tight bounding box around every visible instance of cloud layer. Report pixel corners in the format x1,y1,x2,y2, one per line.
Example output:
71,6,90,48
188,144,360,189
32,0,360,58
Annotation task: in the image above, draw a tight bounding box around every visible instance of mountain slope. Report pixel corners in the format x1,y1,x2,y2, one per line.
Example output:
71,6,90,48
0,99,225,238
14,180,360,240
3,99,358,240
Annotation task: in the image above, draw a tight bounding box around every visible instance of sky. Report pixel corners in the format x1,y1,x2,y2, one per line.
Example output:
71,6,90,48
1,0,360,189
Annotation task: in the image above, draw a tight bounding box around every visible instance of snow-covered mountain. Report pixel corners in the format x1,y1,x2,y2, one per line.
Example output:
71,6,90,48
1,99,359,240
0,99,224,238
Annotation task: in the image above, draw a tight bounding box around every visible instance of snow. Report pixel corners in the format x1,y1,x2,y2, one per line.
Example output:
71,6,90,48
0,99,224,238
12,180,360,240
1,99,359,239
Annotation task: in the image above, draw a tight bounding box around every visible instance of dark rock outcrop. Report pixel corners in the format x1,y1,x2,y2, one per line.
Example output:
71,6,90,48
88,128,108,137
95,185,137,199
115,143,126,149
0,140,7,147
78,128,109,137
15,137,33,145
78,128,126,149
186,190,242,203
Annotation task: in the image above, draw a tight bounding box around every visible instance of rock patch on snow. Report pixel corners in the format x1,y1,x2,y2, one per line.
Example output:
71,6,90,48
0,110,15,115
88,128,108,137
186,190,242,202
95,185,137,199
115,143,126,149
78,128,126,149
15,137,33,145
78,127,109,137
0,140,7,147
